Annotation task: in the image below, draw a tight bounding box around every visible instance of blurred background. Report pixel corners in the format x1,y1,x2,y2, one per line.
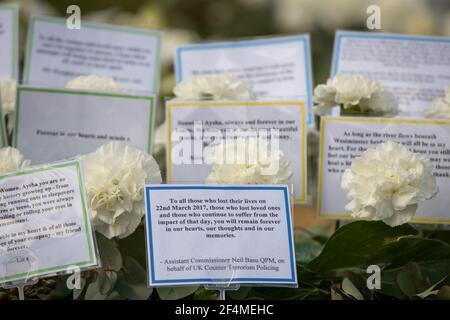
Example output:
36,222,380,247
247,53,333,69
4,0,450,99
2,0,450,231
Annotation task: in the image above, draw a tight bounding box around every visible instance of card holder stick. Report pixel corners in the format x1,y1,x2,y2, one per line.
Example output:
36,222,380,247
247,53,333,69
1,249,40,300
2,278,38,300
204,284,240,300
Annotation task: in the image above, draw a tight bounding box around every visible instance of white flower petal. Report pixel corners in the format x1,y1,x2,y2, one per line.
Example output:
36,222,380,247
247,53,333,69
66,74,123,92
173,74,253,100
81,142,162,239
0,147,31,174
341,142,438,227
205,137,293,185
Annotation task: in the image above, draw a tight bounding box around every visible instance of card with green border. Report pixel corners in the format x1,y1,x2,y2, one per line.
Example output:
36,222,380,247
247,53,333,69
13,86,156,164
0,160,98,285
0,4,18,81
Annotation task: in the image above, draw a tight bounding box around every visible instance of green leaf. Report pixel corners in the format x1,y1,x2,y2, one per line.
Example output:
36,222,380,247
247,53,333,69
245,286,328,300
295,241,323,265
342,278,364,300
96,233,123,271
96,270,115,296
371,237,450,269
307,221,417,272
117,226,147,266
116,257,153,300
157,286,199,300
416,276,449,299
437,286,450,299
122,256,147,284
331,288,343,300
192,287,218,300
106,290,123,300
84,281,108,300
226,286,252,300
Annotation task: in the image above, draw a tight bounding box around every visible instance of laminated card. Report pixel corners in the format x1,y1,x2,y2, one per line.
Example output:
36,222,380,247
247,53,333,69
0,160,98,285
318,116,450,224
23,16,162,92
166,100,307,203
13,87,156,164
144,185,297,287
332,31,450,117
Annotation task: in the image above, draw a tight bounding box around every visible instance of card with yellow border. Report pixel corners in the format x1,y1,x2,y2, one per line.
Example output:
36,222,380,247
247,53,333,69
318,116,450,223
166,100,307,203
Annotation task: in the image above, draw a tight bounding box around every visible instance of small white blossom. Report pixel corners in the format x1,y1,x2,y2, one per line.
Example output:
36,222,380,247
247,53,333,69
173,74,253,100
205,137,292,184
0,147,30,174
341,142,438,227
424,86,450,119
313,74,398,116
81,142,162,239
66,75,122,92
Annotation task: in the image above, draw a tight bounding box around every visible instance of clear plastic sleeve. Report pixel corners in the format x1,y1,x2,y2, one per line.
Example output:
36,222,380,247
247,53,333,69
143,182,298,292
0,158,100,289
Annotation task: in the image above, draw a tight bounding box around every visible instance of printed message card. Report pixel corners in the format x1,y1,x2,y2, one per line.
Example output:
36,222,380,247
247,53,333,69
144,185,297,286
332,31,450,117
0,160,98,285
23,16,162,92
0,4,18,80
14,87,156,164
166,100,307,203
175,35,314,125
318,117,450,224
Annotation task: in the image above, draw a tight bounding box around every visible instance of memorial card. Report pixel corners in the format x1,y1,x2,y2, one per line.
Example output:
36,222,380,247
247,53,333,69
166,100,307,203
0,4,18,80
0,160,98,285
175,35,314,125
23,16,162,92
144,185,297,286
332,31,450,117
13,87,156,164
318,117,450,223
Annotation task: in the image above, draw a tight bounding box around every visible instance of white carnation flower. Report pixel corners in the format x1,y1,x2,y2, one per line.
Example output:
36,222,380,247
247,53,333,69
173,74,253,100
66,75,122,92
0,79,17,133
424,86,450,119
0,79,17,115
81,142,162,239
205,137,292,184
313,74,398,116
0,147,30,174
341,142,438,227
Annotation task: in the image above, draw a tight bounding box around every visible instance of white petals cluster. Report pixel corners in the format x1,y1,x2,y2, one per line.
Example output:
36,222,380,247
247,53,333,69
81,142,162,239
313,74,398,116
205,137,292,185
0,147,30,174
0,79,17,132
66,75,122,92
341,142,438,227
424,86,450,119
173,74,253,100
